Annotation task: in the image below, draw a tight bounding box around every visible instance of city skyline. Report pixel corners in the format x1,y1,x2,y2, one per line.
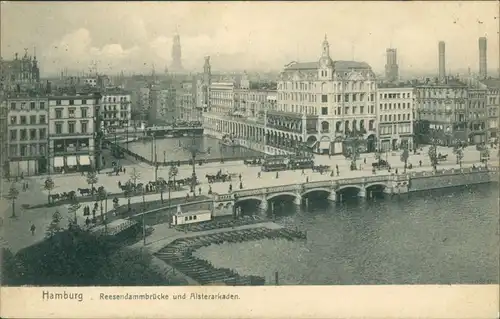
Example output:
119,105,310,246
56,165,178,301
1,1,499,76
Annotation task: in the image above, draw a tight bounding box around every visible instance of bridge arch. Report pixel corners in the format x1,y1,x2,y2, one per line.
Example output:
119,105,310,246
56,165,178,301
234,196,263,205
337,185,364,192
266,192,300,202
364,183,387,190
301,188,331,197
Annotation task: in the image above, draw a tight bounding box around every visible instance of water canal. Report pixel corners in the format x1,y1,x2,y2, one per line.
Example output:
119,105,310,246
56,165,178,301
126,136,263,162
193,183,499,285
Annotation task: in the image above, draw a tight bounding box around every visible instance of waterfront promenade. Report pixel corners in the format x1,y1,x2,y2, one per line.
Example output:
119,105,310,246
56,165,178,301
2,144,496,252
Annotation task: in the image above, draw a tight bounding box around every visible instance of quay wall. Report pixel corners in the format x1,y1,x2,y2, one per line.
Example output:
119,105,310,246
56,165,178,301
408,167,498,192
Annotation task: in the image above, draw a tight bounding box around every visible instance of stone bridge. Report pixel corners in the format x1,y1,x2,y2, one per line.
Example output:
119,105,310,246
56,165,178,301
213,174,410,212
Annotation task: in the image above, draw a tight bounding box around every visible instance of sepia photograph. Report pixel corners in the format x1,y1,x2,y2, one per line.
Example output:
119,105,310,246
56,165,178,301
0,1,499,318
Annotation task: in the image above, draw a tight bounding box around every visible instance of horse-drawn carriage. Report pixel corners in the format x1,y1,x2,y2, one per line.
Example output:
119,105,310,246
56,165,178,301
312,165,330,173
372,159,390,169
206,171,232,183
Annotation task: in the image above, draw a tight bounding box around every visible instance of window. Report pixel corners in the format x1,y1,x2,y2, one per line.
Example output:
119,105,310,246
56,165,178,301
9,130,17,141
30,102,36,110
20,145,27,156
10,102,16,110
360,106,364,114
321,107,328,115
39,115,46,124
344,94,349,102
9,145,18,157
30,115,36,124
39,102,45,110
68,121,75,134
81,107,88,118
39,144,46,155
30,129,37,140
10,116,16,125
20,129,27,140
20,116,27,125
193,215,197,220
55,123,62,134
69,100,74,105
55,109,62,119
30,144,37,155
81,121,88,133
69,108,76,118
39,128,46,139
353,94,357,102
82,99,87,105
56,100,61,106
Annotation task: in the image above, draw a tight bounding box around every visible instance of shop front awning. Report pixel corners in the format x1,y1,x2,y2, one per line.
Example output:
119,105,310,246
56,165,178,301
307,141,318,148
319,141,330,149
66,156,77,166
54,157,64,168
79,155,91,166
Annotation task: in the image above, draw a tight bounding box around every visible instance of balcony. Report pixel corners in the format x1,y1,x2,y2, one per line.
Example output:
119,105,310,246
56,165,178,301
306,128,318,134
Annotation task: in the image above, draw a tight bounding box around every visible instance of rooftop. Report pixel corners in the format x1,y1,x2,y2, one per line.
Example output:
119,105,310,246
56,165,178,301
479,78,500,90
284,60,371,72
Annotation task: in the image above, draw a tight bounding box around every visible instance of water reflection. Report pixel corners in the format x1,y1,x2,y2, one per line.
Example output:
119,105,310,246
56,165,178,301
126,136,264,162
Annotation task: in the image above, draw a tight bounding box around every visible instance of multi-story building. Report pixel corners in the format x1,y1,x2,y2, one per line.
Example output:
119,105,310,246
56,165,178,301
149,84,177,124
48,92,100,173
376,84,414,151
467,87,488,144
0,50,40,92
6,93,49,176
414,79,468,145
385,48,399,83
480,78,500,141
176,78,201,122
99,88,132,130
276,36,377,155
0,98,8,187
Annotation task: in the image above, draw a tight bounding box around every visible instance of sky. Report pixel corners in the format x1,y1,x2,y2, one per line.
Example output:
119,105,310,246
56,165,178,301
1,1,499,76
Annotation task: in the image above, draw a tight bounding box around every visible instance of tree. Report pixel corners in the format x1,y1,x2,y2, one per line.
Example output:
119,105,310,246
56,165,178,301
129,168,141,186
400,147,410,173
67,200,81,225
45,211,63,239
480,146,490,167
44,177,55,204
86,172,98,196
124,182,134,212
168,165,179,206
4,184,19,218
344,137,363,170
428,143,438,171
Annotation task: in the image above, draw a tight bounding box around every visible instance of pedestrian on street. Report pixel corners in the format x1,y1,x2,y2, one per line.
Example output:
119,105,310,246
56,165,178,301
199,187,202,195
257,171,261,178
364,158,366,164
335,164,339,171
239,181,243,189
239,174,242,181
306,176,309,183
30,224,36,236
419,160,422,167
330,171,334,177
395,168,398,174
301,169,305,175
85,217,90,227
229,184,233,192
276,171,279,179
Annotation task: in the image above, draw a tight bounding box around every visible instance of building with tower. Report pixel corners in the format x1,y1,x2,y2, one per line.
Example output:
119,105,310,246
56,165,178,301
275,35,377,155
171,33,184,73
0,49,40,92
385,48,399,82
479,37,487,79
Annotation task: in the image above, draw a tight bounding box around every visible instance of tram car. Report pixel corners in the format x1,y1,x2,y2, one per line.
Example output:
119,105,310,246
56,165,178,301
288,157,314,169
261,157,289,172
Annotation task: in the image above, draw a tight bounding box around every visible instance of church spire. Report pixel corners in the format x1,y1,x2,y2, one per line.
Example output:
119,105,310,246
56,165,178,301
322,34,330,58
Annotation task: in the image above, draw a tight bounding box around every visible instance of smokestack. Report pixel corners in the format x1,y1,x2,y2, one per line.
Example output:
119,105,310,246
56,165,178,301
438,41,446,82
479,37,487,79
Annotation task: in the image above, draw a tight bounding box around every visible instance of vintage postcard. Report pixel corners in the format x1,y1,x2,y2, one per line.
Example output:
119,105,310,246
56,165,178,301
0,1,499,318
